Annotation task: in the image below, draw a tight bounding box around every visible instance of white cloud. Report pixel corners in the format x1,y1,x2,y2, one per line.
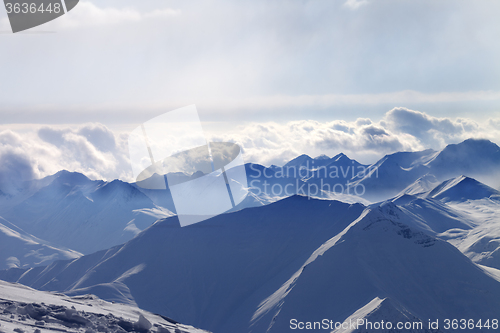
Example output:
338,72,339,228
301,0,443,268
0,109,499,186
381,107,489,149
210,108,500,166
0,124,132,186
209,117,421,166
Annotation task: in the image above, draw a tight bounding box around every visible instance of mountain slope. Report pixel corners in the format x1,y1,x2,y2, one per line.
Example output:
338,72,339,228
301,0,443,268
0,171,172,254
250,203,500,333
444,197,500,270
3,196,500,332
425,175,500,203
426,139,500,185
393,196,475,235
397,174,440,197
245,139,500,204
1,196,365,333
392,176,500,271
331,297,442,333
347,139,500,201
0,279,208,333
347,149,436,200
0,216,81,271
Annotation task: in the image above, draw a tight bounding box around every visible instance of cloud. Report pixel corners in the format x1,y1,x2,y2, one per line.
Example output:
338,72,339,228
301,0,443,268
210,108,500,166
0,146,37,195
381,107,488,149
209,119,418,166
1,109,499,186
1,0,500,121
0,124,132,189
77,123,116,152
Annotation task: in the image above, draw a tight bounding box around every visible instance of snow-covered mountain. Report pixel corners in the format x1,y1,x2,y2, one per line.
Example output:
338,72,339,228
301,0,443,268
397,174,441,196
250,203,500,333
0,197,365,333
3,195,500,333
244,153,371,204
0,216,81,271
426,138,500,185
283,153,367,173
425,175,500,202
0,279,209,333
0,170,171,255
393,175,500,270
347,149,437,201
445,196,500,270
347,139,500,201
244,139,500,203
1,138,500,333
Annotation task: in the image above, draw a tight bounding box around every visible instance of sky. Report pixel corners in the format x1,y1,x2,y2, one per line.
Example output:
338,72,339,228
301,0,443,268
0,0,500,183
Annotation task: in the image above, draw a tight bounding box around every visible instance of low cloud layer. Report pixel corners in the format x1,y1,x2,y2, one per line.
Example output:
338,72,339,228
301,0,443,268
0,124,132,189
212,108,500,166
0,108,499,187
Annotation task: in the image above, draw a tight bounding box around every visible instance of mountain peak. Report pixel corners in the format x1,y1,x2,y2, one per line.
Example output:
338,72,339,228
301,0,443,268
427,139,500,175
332,152,349,162
398,174,440,196
458,138,499,149
426,175,500,202
53,170,91,185
439,138,500,159
314,154,330,160
283,154,313,168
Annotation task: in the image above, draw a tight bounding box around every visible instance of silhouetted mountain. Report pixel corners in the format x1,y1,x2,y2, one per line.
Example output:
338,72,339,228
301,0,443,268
0,171,171,255
3,196,500,333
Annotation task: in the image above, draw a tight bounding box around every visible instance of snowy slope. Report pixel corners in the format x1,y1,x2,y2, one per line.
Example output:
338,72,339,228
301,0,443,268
250,203,500,333
20,139,494,231
0,280,209,333
283,154,314,169
347,149,436,201
3,196,500,332
425,175,500,202
445,198,500,270
397,174,440,196
244,140,500,204
393,196,475,235
0,216,81,271
1,196,365,333
331,297,442,333
391,176,500,271
0,171,172,255
347,139,500,201
426,139,500,188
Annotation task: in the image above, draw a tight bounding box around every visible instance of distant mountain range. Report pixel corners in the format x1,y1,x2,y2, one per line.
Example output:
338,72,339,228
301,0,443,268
2,174,500,332
244,138,500,202
1,138,500,332
0,138,499,269
0,170,172,270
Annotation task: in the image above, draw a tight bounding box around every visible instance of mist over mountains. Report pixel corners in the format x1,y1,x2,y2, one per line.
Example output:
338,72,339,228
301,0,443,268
1,138,500,332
